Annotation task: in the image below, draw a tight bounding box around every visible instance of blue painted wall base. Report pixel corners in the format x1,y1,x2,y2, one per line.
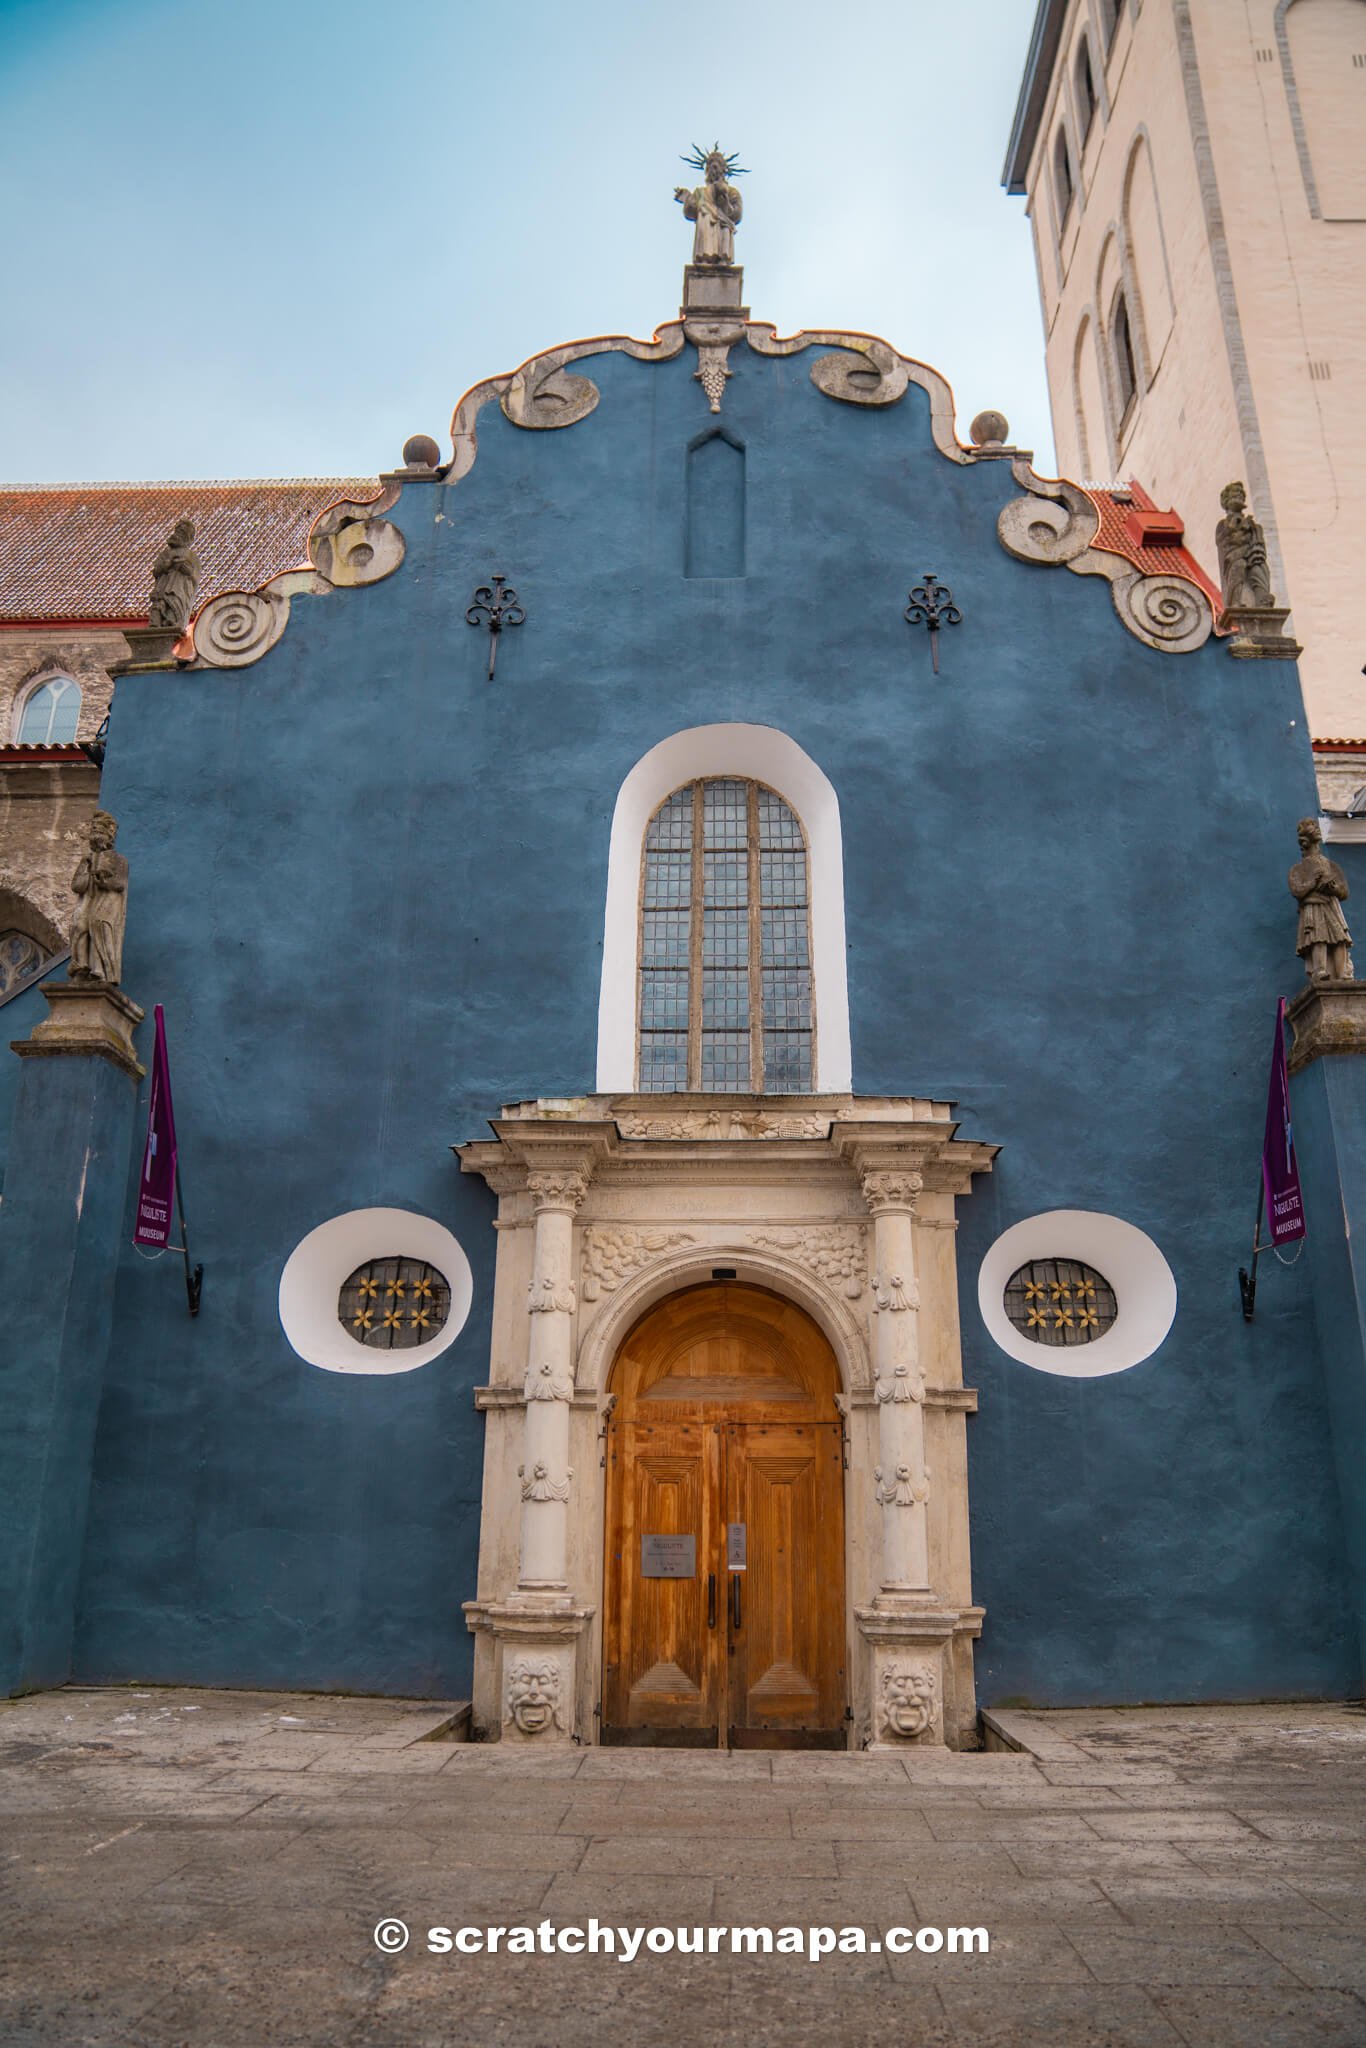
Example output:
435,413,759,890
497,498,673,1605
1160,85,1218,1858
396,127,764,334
0,1043,141,1696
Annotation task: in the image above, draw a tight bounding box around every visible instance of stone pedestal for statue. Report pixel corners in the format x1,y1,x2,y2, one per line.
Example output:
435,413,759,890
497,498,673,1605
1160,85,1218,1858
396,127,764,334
1218,605,1302,659
0,984,146,1695
1287,978,1366,1693
680,266,750,416
114,625,184,672
681,265,748,320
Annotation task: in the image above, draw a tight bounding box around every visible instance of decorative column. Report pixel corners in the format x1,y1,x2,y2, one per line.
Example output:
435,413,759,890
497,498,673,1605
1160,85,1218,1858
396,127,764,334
516,1165,587,1596
853,1154,959,1748
864,1168,933,1599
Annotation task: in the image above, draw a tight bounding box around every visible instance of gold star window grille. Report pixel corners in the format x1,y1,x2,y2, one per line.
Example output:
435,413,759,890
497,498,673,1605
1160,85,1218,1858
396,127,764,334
1004,1259,1117,1348
338,1257,452,1351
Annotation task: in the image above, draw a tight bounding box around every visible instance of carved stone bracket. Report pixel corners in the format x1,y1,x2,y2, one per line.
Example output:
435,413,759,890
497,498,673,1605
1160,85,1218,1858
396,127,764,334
998,458,1212,654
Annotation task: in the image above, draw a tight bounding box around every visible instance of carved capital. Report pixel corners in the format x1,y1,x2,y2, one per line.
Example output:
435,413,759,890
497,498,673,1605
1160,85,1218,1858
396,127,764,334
526,1168,589,1214
518,1461,572,1504
860,1169,923,1215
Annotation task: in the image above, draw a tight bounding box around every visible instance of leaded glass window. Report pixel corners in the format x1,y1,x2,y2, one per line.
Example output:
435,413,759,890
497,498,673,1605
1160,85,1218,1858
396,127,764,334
0,930,51,999
338,1256,452,1350
1003,1259,1118,1347
17,677,81,745
638,779,813,1093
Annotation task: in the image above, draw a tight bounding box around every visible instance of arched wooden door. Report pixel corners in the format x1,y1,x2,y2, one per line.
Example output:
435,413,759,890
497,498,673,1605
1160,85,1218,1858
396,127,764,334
602,1283,846,1749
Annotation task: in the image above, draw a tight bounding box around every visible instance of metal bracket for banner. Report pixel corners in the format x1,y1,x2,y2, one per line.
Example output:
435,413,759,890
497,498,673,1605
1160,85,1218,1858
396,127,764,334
1238,1184,1266,1322
176,1165,204,1317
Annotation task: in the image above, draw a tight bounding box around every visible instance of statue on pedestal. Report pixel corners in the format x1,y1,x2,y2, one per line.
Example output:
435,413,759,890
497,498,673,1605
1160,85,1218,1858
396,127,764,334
1215,482,1274,610
1290,817,1353,983
69,811,129,987
675,144,744,266
148,518,200,633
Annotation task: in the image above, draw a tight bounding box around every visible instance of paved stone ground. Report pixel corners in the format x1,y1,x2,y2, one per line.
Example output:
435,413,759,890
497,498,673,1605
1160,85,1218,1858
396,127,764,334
2,1690,1365,2046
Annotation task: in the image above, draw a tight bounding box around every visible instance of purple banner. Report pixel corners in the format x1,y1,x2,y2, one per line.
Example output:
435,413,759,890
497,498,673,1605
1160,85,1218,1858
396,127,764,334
134,1004,179,1249
1261,996,1306,1248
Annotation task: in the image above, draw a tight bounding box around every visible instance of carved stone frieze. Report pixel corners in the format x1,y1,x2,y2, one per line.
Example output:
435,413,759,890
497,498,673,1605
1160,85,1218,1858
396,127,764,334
618,1108,827,1140
875,1464,929,1508
519,1461,572,1503
749,1227,866,1299
194,589,290,668
580,1227,698,1301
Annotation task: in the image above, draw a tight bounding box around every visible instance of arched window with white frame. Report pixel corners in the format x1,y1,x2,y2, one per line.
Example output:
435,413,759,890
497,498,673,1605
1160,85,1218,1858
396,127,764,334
639,777,813,1093
16,675,82,745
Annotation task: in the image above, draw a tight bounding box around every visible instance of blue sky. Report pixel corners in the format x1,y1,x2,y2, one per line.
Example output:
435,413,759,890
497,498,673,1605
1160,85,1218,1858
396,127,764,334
0,0,1053,481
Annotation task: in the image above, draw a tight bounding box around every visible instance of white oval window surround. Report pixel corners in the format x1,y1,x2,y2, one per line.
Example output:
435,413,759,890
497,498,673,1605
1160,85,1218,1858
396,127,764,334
279,1207,473,1375
977,1209,1176,1379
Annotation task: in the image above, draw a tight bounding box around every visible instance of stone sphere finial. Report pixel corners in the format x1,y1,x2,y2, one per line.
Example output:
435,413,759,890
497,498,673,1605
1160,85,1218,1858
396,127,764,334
402,433,441,470
969,410,1009,448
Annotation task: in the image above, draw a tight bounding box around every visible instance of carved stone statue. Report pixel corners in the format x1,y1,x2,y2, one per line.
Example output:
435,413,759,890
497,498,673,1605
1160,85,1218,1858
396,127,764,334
148,517,201,632
1290,817,1353,982
879,1663,936,1741
69,810,129,986
1215,482,1274,610
505,1655,563,1736
674,145,744,266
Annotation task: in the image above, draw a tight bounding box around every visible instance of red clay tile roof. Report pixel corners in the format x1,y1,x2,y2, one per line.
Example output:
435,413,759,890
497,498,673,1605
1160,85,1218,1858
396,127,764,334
1078,479,1224,625
0,480,380,624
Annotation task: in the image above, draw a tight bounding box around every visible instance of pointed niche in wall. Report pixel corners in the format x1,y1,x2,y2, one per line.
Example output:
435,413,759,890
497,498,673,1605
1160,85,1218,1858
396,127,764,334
685,429,746,579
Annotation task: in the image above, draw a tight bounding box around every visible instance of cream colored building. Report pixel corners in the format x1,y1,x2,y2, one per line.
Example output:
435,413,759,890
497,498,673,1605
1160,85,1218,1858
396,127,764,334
1004,0,1366,767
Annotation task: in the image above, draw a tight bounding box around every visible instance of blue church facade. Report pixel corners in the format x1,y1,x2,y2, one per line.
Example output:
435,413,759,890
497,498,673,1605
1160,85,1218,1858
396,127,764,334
3,246,1364,1747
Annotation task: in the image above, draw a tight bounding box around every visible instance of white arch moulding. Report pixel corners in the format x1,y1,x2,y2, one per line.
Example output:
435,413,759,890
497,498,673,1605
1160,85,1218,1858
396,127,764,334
596,722,852,1094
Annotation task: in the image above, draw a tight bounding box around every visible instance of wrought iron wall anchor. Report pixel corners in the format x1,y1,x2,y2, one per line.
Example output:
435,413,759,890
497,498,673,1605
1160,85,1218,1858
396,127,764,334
904,574,962,674
466,575,525,679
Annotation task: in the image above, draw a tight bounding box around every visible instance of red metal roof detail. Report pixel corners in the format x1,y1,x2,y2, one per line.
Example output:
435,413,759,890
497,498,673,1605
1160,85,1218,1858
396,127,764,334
0,481,380,624
1079,479,1225,627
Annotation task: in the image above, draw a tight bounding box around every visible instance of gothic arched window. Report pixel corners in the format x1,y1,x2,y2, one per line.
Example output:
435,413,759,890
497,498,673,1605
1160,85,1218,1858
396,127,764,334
1054,128,1076,222
16,676,81,745
1111,288,1138,419
638,778,813,1094
1076,37,1096,139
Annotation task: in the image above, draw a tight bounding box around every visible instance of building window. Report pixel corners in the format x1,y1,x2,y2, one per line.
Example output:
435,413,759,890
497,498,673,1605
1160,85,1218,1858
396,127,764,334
0,930,53,999
1111,288,1138,419
638,778,813,1094
1075,38,1096,138
16,676,81,745
1054,128,1075,221
337,1256,452,1351
1004,1259,1118,1347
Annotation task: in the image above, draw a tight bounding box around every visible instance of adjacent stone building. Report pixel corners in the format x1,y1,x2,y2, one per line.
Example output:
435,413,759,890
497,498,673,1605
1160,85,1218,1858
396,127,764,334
0,481,376,997
1003,0,1366,789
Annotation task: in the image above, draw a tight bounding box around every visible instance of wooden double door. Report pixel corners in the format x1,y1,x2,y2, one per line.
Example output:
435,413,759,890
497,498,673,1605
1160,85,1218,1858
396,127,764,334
602,1284,846,1749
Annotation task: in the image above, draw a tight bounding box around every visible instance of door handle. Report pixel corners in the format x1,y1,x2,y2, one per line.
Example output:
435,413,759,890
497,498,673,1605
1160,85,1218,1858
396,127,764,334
730,1573,742,1631
707,1573,717,1629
